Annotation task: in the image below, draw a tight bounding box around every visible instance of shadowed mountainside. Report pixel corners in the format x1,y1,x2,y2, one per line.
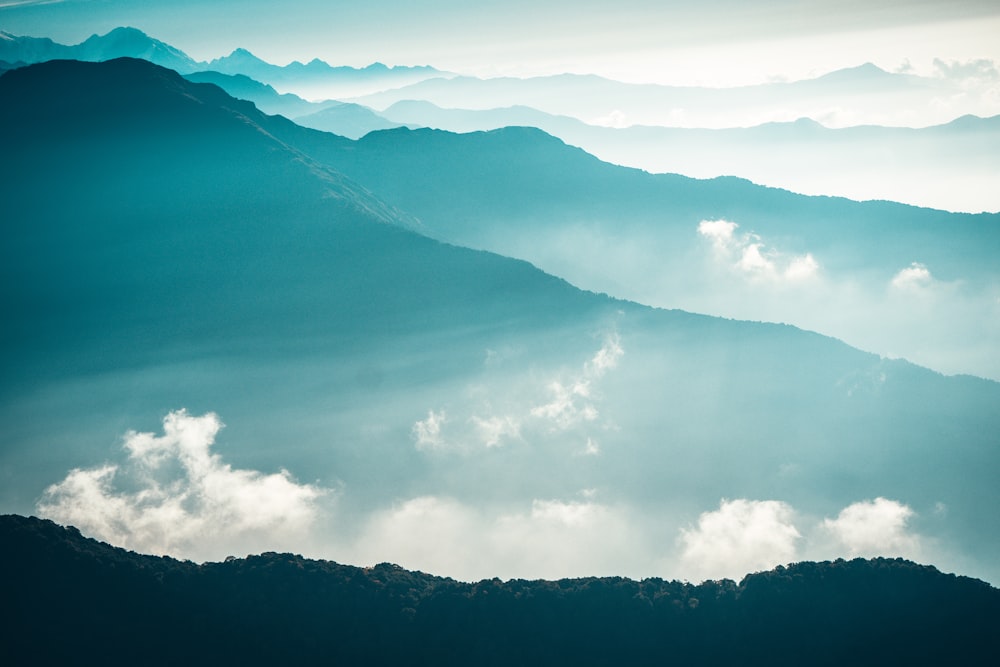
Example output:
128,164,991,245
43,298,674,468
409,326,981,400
2,514,998,666
268,122,1000,379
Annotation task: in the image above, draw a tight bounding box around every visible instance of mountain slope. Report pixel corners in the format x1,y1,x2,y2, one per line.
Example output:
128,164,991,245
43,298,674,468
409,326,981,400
1,59,998,585
291,100,406,138
3,515,997,666
182,70,329,118
272,123,1000,379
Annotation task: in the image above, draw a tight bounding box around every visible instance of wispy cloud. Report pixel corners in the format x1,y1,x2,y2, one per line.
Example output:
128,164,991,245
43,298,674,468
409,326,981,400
0,0,66,8
531,333,623,431
37,410,327,561
411,332,624,451
412,409,448,451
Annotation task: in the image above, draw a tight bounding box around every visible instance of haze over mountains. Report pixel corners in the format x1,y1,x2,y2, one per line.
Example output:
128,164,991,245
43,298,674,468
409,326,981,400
1,57,998,589
371,102,1000,214
2,27,998,213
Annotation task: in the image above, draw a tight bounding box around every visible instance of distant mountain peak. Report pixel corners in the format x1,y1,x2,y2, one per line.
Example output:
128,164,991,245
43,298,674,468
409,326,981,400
222,47,266,62
101,26,149,38
818,61,895,81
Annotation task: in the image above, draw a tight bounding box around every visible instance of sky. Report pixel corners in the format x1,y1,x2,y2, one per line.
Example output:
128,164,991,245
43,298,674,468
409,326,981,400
3,0,1000,85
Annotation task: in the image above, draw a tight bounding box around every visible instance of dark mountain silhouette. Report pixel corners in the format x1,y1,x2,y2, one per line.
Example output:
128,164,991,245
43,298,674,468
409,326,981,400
183,70,406,137
1,59,999,585
3,514,998,666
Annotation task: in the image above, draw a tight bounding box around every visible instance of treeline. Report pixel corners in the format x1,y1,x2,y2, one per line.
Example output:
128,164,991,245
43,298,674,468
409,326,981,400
1,515,996,665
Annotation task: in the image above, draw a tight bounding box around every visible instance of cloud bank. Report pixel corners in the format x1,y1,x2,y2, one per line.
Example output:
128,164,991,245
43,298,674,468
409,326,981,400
37,409,328,561
36,412,931,583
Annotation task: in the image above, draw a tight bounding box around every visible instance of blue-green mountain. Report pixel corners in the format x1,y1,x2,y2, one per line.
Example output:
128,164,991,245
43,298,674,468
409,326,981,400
1,59,998,584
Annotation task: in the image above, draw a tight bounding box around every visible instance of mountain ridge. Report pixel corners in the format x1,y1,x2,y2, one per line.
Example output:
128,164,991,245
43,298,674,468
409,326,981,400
3,514,998,666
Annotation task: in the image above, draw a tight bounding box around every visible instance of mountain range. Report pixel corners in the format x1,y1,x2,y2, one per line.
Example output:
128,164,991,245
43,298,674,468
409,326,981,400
277,121,1000,380
1,58,998,585
3,26,998,213
0,26,449,98
347,63,1000,129
3,514,997,666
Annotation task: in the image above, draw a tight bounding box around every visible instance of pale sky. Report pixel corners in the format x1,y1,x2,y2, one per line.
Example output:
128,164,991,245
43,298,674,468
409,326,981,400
2,0,999,85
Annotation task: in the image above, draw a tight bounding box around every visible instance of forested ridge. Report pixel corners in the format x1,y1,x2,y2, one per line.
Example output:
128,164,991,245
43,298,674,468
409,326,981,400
2,515,996,665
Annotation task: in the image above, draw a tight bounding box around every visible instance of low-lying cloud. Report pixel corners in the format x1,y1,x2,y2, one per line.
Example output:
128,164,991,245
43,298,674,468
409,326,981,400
822,497,920,558
890,262,934,291
36,413,934,583
698,219,819,284
345,492,642,581
678,499,801,581
37,409,328,561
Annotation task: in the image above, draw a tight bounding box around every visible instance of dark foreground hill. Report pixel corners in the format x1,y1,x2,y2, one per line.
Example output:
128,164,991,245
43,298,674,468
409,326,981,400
2,515,997,666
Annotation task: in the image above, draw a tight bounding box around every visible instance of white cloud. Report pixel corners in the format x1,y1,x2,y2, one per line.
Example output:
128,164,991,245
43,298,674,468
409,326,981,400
698,219,819,283
890,262,933,291
412,409,448,450
37,410,327,561
698,219,738,252
678,499,801,581
822,497,919,557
